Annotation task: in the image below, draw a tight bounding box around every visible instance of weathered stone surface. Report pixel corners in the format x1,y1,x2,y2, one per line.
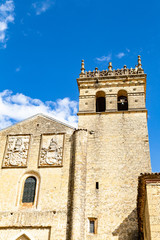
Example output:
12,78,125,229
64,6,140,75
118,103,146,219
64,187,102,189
145,183,160,240
0,114,75,240
77,59,151,240
3,135,30,167
39,134,64,167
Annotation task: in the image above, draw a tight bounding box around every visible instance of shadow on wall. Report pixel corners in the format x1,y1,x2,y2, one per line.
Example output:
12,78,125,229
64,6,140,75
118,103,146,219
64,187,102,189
112,208,138,240
66,134,75,240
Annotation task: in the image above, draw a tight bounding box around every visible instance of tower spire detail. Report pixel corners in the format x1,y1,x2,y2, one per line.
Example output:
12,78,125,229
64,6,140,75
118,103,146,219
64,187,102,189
80,59,85,76
138,55,142,69
108,62,113,75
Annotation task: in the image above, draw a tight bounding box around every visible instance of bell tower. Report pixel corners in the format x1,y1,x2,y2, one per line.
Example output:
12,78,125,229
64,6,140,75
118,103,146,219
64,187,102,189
75,56,151,239
78,56,146,119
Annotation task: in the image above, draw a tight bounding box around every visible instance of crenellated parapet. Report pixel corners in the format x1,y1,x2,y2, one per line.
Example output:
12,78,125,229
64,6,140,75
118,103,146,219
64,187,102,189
79,56,144,79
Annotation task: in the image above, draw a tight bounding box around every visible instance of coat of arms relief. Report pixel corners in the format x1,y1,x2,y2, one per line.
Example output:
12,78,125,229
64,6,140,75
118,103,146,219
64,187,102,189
39,134,64,167
3,135,30,167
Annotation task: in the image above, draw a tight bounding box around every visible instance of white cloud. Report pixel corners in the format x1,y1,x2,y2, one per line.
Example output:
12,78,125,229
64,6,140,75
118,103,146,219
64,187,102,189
0,22,7,31
0,0,14,47
0,90,78,129
126,48,130,53
116,52,125,59
96,54,112,62
32,0,55,15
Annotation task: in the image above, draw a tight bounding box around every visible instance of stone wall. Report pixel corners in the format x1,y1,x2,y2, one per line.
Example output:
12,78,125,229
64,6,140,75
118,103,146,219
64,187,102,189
79,85,146,113
78,111,151,239
0,114,75,240
145,182,160,240
144,193,151,240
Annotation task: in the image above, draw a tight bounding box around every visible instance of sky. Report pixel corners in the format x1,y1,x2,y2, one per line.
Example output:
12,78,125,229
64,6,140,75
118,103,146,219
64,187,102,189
0,0,160,172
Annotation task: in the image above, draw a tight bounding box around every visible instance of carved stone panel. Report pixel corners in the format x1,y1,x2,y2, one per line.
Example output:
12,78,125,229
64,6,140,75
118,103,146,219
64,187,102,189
3,135,30,167
39,134,64,167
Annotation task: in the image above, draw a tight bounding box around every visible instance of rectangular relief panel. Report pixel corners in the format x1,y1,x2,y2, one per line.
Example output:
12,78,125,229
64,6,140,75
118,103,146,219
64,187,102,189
2,135,30,168
39,134,64,167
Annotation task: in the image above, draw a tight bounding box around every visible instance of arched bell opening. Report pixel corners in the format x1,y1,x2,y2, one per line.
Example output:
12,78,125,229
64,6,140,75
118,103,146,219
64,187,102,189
117,90,128,111
96,91,106,112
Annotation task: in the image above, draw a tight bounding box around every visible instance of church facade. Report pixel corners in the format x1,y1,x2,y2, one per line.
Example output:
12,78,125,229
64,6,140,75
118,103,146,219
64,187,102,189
0,56,159,240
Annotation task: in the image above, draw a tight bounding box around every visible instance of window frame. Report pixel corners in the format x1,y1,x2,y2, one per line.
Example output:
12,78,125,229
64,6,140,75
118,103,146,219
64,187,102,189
22,176,37,204
17,172,40,209
88,218,98,234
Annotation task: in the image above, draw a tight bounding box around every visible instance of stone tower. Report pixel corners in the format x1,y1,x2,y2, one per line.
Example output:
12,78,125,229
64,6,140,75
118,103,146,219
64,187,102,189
74,56,151,239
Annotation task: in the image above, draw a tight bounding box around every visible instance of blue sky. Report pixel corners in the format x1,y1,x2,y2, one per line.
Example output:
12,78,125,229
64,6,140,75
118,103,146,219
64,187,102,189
0,0,160,171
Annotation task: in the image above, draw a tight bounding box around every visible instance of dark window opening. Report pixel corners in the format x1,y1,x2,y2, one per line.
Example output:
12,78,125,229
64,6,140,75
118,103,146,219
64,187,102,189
96,182,99,189
22,177,36,203
90,220,95,233
96,97,106,112
118,96,128,111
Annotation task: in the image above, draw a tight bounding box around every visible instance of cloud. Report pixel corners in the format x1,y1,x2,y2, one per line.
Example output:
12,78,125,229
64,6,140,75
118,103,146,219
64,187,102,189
32,0,55,15
0,0,15,47
15,66,21,72
0,90,78,129
116,52,125,59
96,54,112,62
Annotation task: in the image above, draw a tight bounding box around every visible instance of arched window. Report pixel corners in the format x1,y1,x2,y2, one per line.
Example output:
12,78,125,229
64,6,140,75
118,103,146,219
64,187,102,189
22,177,36,203
117,90,128,111
96,91,106,112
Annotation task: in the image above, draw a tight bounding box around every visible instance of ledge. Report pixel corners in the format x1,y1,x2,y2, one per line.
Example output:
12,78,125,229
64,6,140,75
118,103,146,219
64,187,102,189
77,109,147,116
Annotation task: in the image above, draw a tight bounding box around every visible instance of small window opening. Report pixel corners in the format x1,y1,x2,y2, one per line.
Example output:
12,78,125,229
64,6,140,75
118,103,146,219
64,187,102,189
117,90,128,111
96,91,106,112
96,182,99,189
22,176,36,203
89,218,97,234
90,220,95,233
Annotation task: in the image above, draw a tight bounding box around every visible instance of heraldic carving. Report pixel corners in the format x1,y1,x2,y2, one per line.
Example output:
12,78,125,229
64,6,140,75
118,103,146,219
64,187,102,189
3,135,30,167
39,134,64,167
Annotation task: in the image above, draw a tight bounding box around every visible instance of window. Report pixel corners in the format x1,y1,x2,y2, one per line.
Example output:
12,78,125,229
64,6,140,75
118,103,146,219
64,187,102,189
22,177,36,203
89,218,97,234
117,90,128,111
90,220,95,233
96,182,99,189
96,91,106,112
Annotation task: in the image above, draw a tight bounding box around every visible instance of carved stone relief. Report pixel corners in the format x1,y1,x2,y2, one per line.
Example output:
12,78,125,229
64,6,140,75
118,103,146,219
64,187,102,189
3,135,30,167
39,134,64,167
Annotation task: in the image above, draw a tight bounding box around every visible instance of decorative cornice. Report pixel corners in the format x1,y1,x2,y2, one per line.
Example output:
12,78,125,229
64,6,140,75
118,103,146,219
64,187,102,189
77,77,145,88
79,56,145,79
77,109,147,116
79,95,95,99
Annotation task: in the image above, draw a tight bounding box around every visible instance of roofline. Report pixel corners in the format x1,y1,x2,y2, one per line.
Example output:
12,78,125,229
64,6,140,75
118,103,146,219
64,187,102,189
0,113,76,132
